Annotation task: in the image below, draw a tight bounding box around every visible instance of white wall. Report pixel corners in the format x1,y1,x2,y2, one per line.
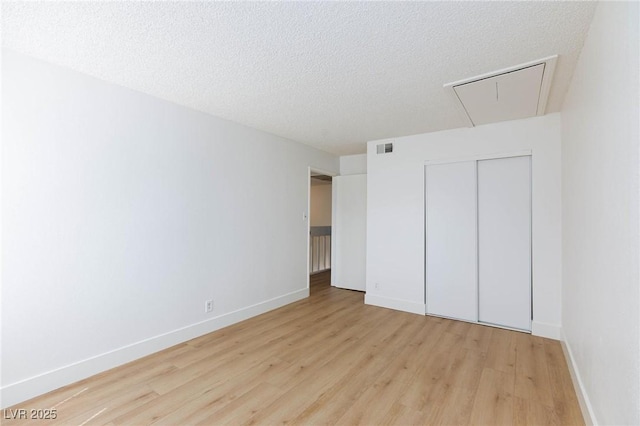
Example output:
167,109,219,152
340,154,367,175
310,184,332,226
561,2,639,425
366,114,562,335
1,50,338,407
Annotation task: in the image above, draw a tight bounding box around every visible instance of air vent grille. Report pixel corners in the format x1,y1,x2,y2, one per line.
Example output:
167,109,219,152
377,143,393,154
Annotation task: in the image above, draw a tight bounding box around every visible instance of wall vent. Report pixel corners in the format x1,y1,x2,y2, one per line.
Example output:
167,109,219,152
377,143,393,154
444,55,558,127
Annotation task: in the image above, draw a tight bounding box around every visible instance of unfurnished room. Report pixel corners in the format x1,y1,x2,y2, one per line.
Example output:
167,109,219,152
1,1,639,425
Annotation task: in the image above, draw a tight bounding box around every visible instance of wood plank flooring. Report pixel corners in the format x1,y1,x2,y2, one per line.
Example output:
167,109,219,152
4,271,584,425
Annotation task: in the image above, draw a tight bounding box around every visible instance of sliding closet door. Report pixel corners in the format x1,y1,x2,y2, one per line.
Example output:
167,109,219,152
477,156,531,331
426,161,477,322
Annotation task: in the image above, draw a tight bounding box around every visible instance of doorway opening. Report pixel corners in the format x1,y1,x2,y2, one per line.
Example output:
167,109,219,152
308,170,333,294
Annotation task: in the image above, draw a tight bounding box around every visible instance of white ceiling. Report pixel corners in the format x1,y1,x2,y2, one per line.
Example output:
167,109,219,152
2,1,596,155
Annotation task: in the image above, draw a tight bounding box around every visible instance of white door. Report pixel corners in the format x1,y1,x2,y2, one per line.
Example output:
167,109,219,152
478,156,531,331
333,174,366,291
425,161,477,322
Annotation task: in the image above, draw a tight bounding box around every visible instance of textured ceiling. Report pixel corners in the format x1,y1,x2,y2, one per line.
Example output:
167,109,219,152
2,1,596,155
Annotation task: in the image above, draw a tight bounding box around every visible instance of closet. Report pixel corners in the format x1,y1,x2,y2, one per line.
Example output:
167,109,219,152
425,154,531,332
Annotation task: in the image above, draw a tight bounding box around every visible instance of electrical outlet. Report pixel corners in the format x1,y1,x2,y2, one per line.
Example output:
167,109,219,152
205,300,213,313
375,282,380,290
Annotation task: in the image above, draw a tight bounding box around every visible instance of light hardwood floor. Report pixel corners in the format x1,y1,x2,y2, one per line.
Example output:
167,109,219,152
4,271,583,425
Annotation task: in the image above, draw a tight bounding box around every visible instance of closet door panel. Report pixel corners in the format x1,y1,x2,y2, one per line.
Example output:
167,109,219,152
478,156,531,331
425,161,477,322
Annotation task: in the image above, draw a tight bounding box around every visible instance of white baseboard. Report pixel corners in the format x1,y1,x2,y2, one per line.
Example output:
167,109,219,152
561,331,598,426
531,321,562,340
0,288,309,409
364,294,426,315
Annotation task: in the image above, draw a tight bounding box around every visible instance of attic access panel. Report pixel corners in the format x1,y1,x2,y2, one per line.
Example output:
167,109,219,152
444,55,558,127
454,64,543,126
